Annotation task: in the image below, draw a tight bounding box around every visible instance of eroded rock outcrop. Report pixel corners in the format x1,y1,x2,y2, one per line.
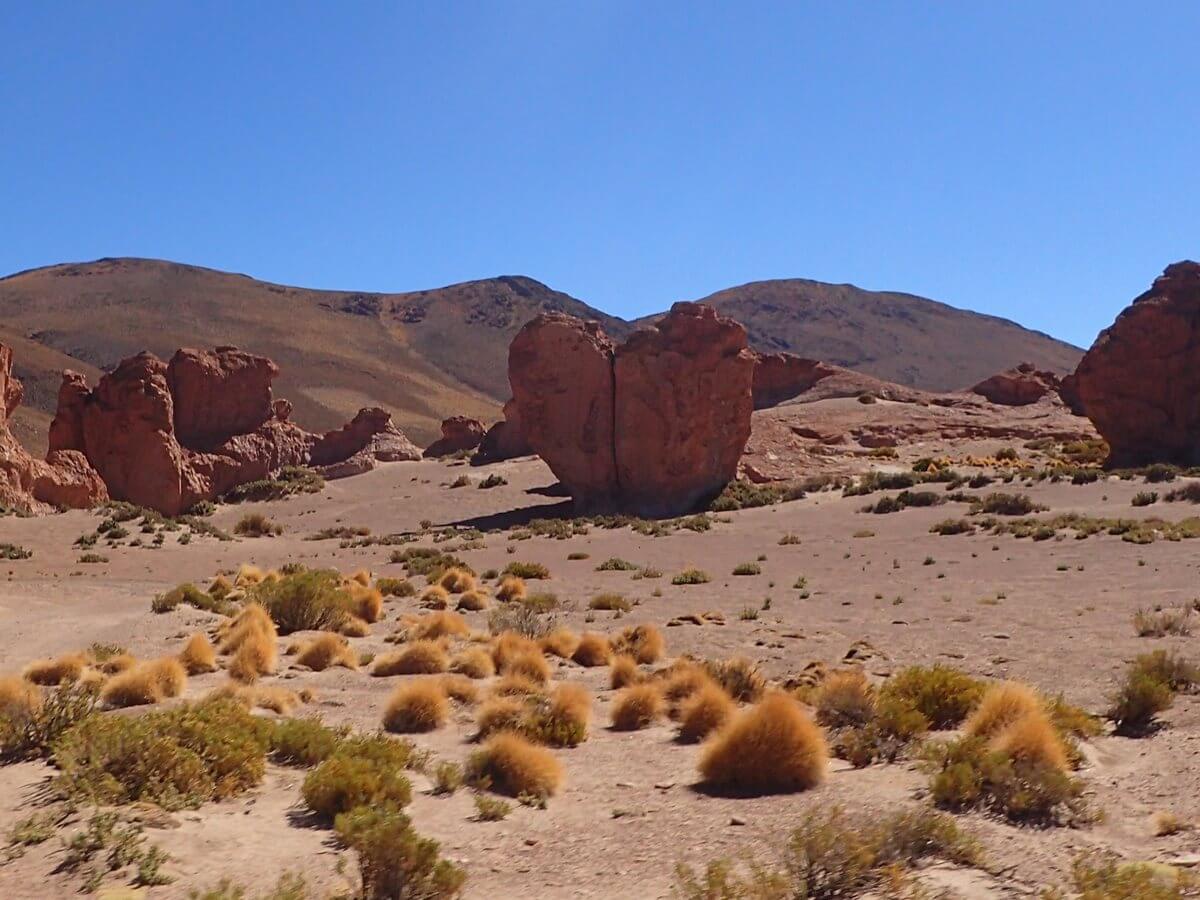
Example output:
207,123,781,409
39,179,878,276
0,344,108,512
508,303,754,515
970,363,1061,407
45,346,418,514
472,398,532,465
423,416,486,458
752,352,837,409
1071,261,1200,466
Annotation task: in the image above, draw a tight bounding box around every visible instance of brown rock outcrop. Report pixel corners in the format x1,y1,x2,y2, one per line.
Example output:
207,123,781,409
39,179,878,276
472,398,533,465
0,344,108,512
970,363,1061,407
423,416,486,458
752,352,837,409
1071,261,1200,466
166,347,278,448
508,303,754,515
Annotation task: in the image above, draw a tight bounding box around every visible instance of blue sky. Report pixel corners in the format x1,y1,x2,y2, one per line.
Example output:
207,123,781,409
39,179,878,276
2,3,1196,348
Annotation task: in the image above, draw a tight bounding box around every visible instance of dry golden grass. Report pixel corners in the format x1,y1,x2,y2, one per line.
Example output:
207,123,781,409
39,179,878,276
467,731,564,799
209,681,305,715
703,657,767,703
97,653,138,675
677,681,736,743
209,574,234,597
501,650,551,684
349,585,384,623
812,669,877,729
295,633,358,671
338,615,371,638
964,681,1043,740
450,647,496,680
611,683,664,731
349,569,372,587
547,682,591,735
538,627,579,659
101,657,188,708
612,624,665,665
989,709,1069,771
495,576,527,603
475,697,526,738
235,564,266,586
419,585,451,609
219,604,276,654
490,674,545,698
410,610,470,640
372,640,449,676
492,632,541,671
23,653,87,686
456,590,489,612
179,633,218,675
383,679,450,733
610,655,641,690
571,632,612,668
440,674,480,704
660,661,712,706
698,692,828,795
0,674,42,719
228,631,278,684
439,567,477,594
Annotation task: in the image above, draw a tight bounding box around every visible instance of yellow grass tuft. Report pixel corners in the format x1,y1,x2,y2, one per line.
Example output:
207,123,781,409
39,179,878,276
339,615,371,638
420,585,451,609
349,569,372,587
411,610,470,640
612,624,665,665
456,590,490,612
450,647,496,680
964,681,1043,740
501,650,551,684
467,731,564,799
677,681,735,743
439,567,477,594
220,604,276,655
698,692,828,795
440,674,480,704
475,697,526,738
235,564,266,586
228,630,278,684
539,627,579,659
209,574,234,598
495,576,527,603
0,674,42,719
296,633,358,671
23,653,87,686
383,679,450,733
661,661,712,707
571,632,612,668
548,682,591,733
989,709,1069,772
101,657,188,708
372,640,449,676
248,685,304,715
97,653,138,675
610,655,642,690
179,633,218,675
812,669,877,729
349,585,384,623
611,683,664,731
492,632,541,671
490,674,544,698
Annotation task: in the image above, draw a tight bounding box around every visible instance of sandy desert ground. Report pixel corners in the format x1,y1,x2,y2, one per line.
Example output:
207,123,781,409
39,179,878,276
2,402,1199,899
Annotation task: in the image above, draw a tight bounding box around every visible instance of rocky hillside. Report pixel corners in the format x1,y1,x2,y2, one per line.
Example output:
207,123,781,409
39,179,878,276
1,258,1081,451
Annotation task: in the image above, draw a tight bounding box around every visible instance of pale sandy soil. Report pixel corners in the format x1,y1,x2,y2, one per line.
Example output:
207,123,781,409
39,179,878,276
1,421,1199,898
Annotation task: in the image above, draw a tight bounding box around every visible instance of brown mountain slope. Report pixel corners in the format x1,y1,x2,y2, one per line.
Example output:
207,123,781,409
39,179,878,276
639,279,1082,392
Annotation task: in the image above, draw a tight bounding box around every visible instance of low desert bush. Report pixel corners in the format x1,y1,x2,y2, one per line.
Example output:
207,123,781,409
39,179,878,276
1044,852,1198,900
473,794,511,821
234,512,283,537
525,683,591,747
502,561,550,580
538,627,579,659
610,623,665,664
1133,605,1193,637
1,682,97,761
408,610,471,640
376,577,415,598
179,633,218,674
500,650,550,684
333,805,466,900
698,693,828,795
438,567,477,594
251,569,354,634
101,657,187,708
296,633,358,671
611,684,664,731
588,593,630,612
672,568,711,585
495,576,527,603
813,669,877,729
963,681,1043,739
731,561,762,575
595,557,638,571
677,682,735,743
973,492,1045,516
450,648,495,680
1107,650,1199,735
301,735,419,820
372,641,449,676
571,632,612,667
23,653,88,686
432,760,464,795
268,716,349,767
610,655,641,690
702,657,766,703
383,681,450,733
878,664,985,729
465,731,564,799
455,590,489,611
420,585,451,609
152,582,229,615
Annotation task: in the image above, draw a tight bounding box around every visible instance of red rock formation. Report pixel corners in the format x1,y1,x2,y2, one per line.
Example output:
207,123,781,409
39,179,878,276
614,303,755,516
472,398,533,465
508,303,755,515
752,352,837,409
509,314,619,510
166,347,278,448
1071,261,1200,466
423,415,486,458
970,363,1061,407
0,344,108,512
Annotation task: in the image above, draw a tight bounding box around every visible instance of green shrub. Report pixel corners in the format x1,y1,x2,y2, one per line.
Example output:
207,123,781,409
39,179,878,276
252,569,355,633
1,683,99,761
52,698,269,809
1132,491,1159,507
1106,650,1198,736
376,577,416,598
1044,852,1198,900
477,474,507,489
269,717,349,767
930,518,976,535
151,582,230,615
432,761,464,795
671,568,711,585
0,542,32,560
973,492,1045,516
878,665,985,729
595,557,638,571
234,512,283,537
502,561,550,579
731,562,761,576
334,805,465,899
221,467,324,503
473,795,511,822
301,735,421,820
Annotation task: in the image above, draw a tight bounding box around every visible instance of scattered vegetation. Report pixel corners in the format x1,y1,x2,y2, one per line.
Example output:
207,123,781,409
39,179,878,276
698,694,827,795
221,467,324,503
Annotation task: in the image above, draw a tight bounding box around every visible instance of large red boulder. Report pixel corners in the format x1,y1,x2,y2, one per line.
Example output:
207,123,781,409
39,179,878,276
0,344,108,512
473,398,533,465
970,363,1061,407
1071,261,1200,466
508,303,755,516
423,415,486,458
752,352,837,409
166,347,278,448
509,314,619,509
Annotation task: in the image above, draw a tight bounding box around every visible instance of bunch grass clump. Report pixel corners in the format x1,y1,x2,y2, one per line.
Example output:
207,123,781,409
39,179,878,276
465,731,564,800
251,569,356,634
383,680,450,733
698,693,827,795
295,633,358,671
677,681,735,743
101,657,187,708
878,664,985,729
571,632,612,668
23,653,88,686
178,633,218,675
450,648,495,680
372,641,449,676
611,684,664,731
611,624,665,664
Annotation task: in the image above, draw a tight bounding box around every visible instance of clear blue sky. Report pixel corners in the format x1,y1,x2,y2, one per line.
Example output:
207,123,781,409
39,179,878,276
2,3,1196,348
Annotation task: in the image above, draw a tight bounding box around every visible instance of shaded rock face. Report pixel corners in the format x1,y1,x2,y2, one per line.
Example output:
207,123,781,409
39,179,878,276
423,415,486,458
47,346,418,514
1072,261,1200,466
0,344,108,512
509,303,755,516
751,352,837,409
970,363,1061,407
472,398,533,465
